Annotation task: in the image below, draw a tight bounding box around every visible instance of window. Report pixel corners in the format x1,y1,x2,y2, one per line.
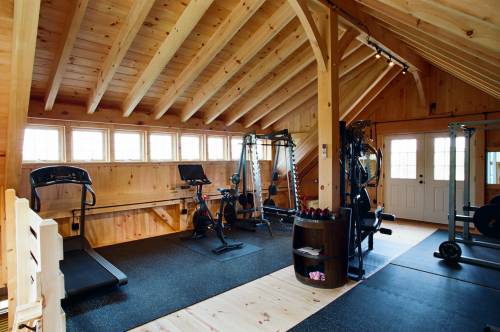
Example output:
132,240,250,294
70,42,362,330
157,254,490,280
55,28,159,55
180,134,201,160
231,136,243,160
487,152,500,184
72,128,106,162
149,132,174,161
114,131,143,161
390,138,417,179
433,137,465,181
23,126,63,162
257,139,272,160
207,136,226,160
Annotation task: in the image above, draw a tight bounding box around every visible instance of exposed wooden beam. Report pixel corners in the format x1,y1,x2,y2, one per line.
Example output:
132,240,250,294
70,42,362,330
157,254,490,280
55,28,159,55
288,0,328,71
343,65,401,123
86,0,155,114
225,46,315,126
336,28,359,59
153,0,266,120
243,45,374,128
5,0,41,191
244,62,317,128
359,0,500,61
339,60,389,116
329,0,428,73
412,69,427,108
28,100,263,134
203,26,308,124
44,0,88,111
179,1,294,122
261,81,317,129
122,0,214,117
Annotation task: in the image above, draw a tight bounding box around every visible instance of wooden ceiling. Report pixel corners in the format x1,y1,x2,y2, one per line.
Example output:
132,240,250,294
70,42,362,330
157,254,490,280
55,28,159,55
29,0,499,130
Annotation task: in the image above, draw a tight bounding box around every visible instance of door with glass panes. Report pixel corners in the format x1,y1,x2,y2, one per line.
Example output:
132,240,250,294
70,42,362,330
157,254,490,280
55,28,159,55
384,133,465,223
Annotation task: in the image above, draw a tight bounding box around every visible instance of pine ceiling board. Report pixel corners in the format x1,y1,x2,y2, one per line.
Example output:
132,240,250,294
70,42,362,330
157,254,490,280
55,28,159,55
201,19,303,114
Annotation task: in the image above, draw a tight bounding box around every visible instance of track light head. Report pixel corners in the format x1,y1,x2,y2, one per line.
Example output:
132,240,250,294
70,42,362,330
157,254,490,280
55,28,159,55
388,57,394,67
402,65,408,75
375,48,382,59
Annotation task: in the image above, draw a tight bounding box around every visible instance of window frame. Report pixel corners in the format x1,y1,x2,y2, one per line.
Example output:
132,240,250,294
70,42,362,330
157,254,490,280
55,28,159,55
112,129,146,162
206,135,227,161
148,131,176,162
22,124,65,163
70,127,109,162
179,133,203,161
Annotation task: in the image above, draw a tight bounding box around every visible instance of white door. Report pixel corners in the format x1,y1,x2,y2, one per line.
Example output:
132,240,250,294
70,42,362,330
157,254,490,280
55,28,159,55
384,133,467,224
423,133,465,223
384,135,425,220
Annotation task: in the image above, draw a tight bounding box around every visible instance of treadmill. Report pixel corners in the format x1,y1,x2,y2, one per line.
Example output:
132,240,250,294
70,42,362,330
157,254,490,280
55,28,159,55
30,166,127,298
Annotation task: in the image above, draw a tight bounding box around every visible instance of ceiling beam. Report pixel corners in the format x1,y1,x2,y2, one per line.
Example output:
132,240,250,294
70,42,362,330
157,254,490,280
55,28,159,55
86,0,154,114
44,0,89,111
225,46,315,126
5,0,41,191
336,28,359,59
329,0,428,73
343,65,401,123
203,25,308,124
179,1,294,122
152,0,266,120
288,0,328,71
359,0,500,61
121,0,214,117
260,82,317,129
28,100,263,134
243,45,374,128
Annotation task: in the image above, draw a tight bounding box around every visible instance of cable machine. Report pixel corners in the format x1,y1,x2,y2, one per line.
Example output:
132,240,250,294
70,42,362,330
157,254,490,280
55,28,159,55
226,129,301,231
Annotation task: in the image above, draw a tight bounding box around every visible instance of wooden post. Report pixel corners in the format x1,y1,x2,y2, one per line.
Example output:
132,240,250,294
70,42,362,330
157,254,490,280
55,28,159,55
317,8,340,210
5,189,17,331
4,0,41,191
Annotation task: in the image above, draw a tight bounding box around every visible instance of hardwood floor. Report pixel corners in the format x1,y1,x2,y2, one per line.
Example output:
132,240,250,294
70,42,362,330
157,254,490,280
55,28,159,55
131,220,437,332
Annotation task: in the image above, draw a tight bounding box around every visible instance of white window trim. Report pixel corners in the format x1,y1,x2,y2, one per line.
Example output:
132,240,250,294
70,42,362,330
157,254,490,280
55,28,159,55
148,131,176,162
70,127,109,162
22,124,65,163
113,129,146,162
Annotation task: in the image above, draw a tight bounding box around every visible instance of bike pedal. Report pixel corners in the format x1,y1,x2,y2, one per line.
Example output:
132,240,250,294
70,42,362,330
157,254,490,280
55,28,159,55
380,228,392,235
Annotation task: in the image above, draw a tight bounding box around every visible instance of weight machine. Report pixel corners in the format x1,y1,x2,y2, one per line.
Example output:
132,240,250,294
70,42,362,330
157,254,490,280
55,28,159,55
434,119,500,270
225,130,300,232
340,120,394,280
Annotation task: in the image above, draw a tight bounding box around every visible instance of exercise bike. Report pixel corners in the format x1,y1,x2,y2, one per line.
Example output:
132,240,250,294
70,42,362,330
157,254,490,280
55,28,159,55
178,164,243,254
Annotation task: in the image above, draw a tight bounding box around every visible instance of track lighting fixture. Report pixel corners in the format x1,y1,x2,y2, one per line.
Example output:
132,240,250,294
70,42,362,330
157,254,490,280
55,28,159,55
375,48,382,59
367,37,408,72
388,57,394,67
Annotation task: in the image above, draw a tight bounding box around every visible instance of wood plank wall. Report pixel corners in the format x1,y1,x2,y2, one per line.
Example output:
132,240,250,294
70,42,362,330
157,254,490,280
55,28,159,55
0,0,13,288
278,65,500,206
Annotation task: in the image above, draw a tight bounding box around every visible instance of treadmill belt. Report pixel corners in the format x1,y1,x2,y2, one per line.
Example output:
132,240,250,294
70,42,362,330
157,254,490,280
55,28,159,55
61,250,117,297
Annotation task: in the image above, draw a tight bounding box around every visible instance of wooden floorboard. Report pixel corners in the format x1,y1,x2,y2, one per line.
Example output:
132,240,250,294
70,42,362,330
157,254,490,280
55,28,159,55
131,220,437,332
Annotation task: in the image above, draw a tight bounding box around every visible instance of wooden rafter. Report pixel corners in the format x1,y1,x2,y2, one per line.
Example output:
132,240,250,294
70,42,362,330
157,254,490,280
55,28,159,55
122,0,214,117
152,0,266,120
243,45,374,128
225,46,315,126
359,0,500,61
261,82,317,129
336,28,359,59
44,0,88,111
5,0,41,191
288,0,328,71
343,65,401,123
179,1,294,122
203,26,308,124
87,0,154,114
330,0,428,73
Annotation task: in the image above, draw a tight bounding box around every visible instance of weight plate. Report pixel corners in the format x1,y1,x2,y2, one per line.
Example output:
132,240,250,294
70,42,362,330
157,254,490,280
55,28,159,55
438,241,462,263
473,204,500,239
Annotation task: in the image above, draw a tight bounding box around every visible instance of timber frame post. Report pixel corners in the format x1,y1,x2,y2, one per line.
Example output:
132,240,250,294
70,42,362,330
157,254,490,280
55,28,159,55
290,0,341,210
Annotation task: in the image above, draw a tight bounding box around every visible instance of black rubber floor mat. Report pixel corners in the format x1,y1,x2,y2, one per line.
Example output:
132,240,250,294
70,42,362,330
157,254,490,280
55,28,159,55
392,230,500,290
64,226,292,331
291,264,500,332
